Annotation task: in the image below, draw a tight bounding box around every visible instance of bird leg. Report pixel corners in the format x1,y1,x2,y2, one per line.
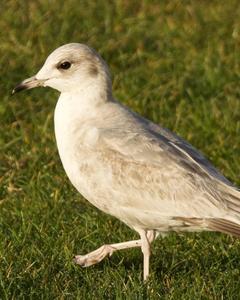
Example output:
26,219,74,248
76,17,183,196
74,229,155,281
74,239,142,267
137,229,155,281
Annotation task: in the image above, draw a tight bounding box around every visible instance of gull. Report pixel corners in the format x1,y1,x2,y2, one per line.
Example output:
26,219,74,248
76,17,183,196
12,43,240,281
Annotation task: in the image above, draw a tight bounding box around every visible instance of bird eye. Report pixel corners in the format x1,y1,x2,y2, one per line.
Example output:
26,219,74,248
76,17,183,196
59,61,71,70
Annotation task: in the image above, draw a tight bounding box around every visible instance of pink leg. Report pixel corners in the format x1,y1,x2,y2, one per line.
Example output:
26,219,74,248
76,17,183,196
74,229,156,281
136,229,155,281
74,239,142,267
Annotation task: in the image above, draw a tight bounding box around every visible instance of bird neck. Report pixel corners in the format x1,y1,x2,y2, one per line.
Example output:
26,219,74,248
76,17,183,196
56,79,113,122
73,74,112,102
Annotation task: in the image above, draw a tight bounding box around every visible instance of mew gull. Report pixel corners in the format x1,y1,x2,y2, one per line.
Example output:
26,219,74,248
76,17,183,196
12,43,240,281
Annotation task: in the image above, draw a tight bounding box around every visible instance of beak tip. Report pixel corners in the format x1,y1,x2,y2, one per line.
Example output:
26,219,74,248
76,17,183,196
11,76,42,95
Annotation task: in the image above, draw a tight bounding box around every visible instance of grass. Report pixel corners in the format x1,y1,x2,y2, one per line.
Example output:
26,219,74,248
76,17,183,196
1,0,240,298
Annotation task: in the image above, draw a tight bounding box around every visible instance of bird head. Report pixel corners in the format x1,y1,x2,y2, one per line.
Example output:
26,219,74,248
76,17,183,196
12,43,112,97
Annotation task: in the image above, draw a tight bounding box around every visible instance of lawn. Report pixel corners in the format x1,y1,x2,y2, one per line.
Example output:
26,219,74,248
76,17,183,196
1,0,240,298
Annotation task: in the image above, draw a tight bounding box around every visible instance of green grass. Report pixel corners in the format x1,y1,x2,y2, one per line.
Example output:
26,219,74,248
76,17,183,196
1,0,240,298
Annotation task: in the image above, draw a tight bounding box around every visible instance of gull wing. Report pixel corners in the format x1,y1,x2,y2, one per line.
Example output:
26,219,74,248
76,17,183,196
96,113,240,220
146,119,234,186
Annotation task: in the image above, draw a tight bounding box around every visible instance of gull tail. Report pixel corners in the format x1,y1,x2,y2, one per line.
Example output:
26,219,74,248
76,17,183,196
207,218,240,237
175,186,240,237
207,185,240,237
175,217,240,237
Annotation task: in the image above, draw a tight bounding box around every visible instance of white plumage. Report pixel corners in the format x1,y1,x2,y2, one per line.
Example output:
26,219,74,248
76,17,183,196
13,43,240,280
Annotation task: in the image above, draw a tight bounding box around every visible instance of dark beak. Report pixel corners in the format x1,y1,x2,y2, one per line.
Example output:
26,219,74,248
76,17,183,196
12,76,45,95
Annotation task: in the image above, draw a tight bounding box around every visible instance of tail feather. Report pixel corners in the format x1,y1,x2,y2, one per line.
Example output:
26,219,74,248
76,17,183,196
207,218,240,237
174,216,240,237
174,187,240,237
